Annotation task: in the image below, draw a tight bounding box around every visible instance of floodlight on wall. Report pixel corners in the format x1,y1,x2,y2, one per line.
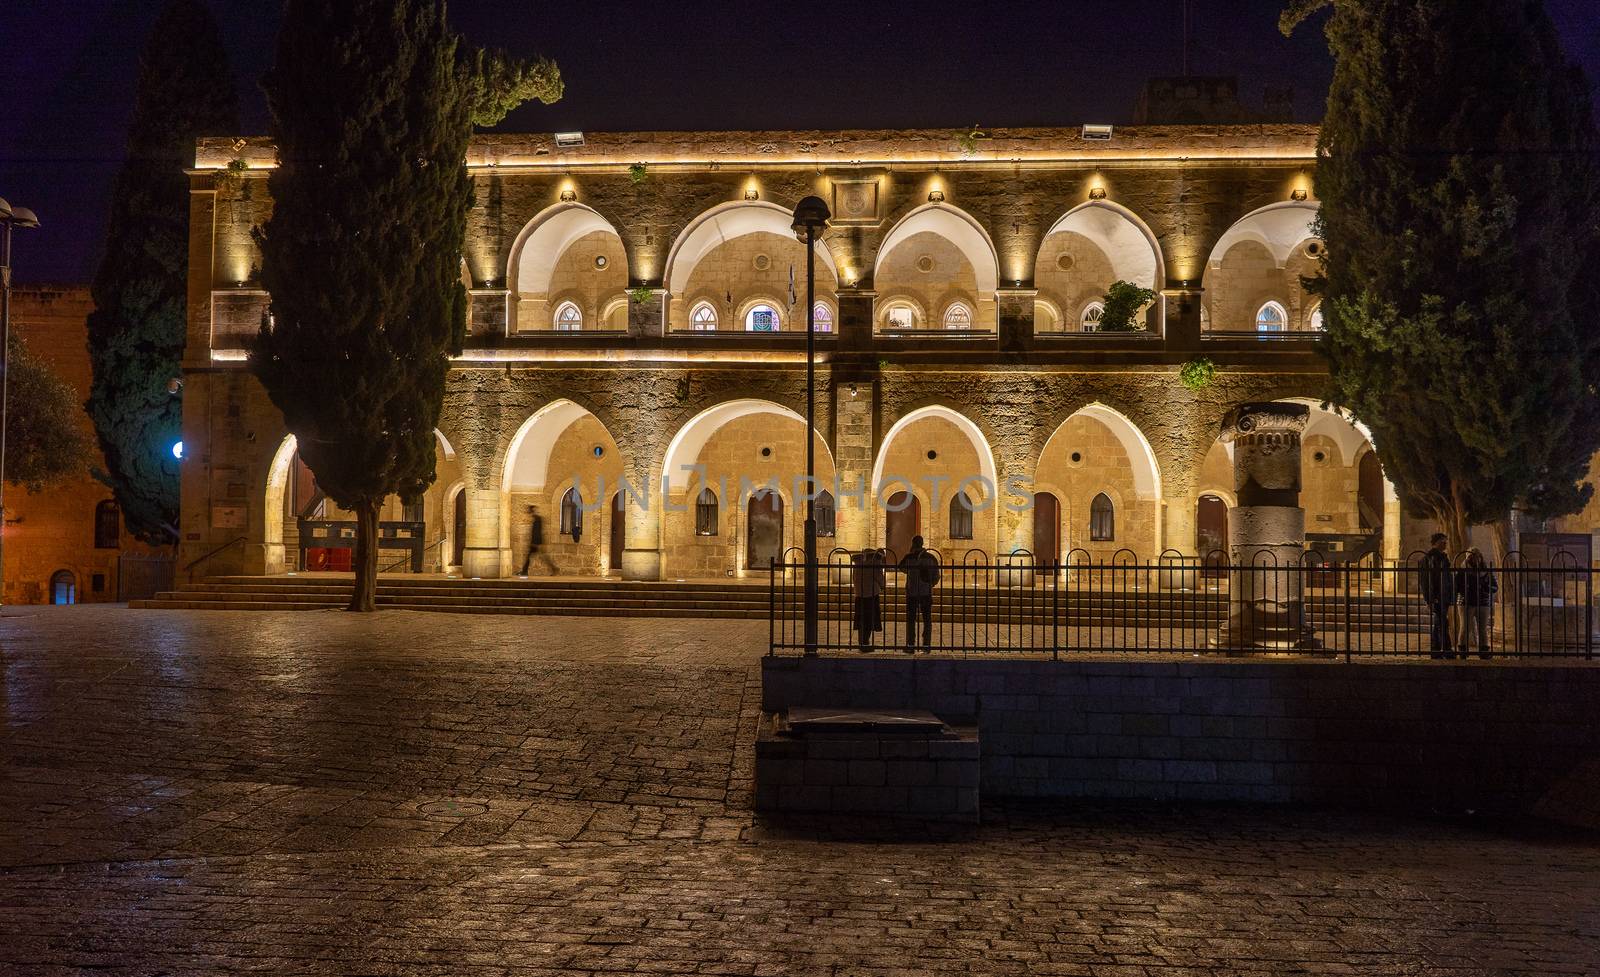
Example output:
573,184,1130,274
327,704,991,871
560,188,577,202
1290,187,1309,201
1088,186,1107,200
554,131,585,147
1082,124,1114,141
744,187,759,201
927,189,946,203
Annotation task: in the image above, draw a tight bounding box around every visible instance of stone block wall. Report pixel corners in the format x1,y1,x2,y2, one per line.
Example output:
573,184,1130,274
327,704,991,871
762,656,1600,813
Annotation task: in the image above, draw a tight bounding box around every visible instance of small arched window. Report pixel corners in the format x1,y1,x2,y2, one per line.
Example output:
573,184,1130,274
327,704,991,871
1080,301,1105,332
1255,301,1287,333
94,500,120,549
554,301,583,331
695,487,719,536
811,302,833,333
948,491,975,540
691,302,718,331
884,303,916,330
942,303,973,330
816,490,836,538
560,487,584,539
1090,493,1115,542
50,570,77,606
1309,304,1325,332
744,304,780,332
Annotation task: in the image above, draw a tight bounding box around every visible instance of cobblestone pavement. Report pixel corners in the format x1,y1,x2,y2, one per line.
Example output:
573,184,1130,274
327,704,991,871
1,605,1597,975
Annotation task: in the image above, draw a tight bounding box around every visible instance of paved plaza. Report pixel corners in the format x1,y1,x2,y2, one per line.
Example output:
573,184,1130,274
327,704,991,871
0,605,1596,975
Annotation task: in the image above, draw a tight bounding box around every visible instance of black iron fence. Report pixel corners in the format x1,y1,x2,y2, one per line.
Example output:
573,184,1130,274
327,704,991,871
769,550,1597,659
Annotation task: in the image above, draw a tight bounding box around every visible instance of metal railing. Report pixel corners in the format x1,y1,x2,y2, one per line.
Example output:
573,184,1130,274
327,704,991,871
769,550,1596,659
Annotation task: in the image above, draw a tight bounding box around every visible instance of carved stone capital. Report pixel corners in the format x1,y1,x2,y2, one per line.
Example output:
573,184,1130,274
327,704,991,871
1218,402,1310,443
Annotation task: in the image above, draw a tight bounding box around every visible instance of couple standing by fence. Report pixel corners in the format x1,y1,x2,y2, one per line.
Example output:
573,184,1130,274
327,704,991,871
852,537,942,654
1419,532,1499,658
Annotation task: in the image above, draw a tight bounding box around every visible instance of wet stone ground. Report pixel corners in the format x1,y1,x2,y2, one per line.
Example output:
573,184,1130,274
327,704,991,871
0,605,1596,976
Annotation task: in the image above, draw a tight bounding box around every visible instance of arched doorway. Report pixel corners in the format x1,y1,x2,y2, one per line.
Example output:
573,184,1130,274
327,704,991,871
1033,492,1060,567
50,570,77,605
747,490,783,569
609,491,627,573
1358,452,1384,535
450,488,466,568
1196,494,1229,577
885,492,921,562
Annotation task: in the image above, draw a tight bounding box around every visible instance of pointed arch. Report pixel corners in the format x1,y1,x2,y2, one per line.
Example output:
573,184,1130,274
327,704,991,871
874,203,1000,295
661,399,835,493
1037,199,1165,289
870,404,998,500
664,200,839,296
1040,403,1162,501
1204,201,1320,272
507,202,627,295
502,399,621,492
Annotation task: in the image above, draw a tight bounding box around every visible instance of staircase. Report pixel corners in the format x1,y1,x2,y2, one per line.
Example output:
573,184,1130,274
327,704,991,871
133,574,1427,631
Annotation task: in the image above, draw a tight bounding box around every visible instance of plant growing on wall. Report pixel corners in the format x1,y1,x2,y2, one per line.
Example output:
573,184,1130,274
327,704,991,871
85,0,237,544
1096,280,1157,332
253,0,560,611
629,286,653,305
1179,358,1217,391
628,163,648,184
1283,0,1600,553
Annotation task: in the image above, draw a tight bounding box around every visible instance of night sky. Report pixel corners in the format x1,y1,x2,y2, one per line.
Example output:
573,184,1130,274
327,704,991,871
2,0,1597,284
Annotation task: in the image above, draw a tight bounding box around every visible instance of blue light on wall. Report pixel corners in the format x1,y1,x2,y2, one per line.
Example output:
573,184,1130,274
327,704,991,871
172,441,184,460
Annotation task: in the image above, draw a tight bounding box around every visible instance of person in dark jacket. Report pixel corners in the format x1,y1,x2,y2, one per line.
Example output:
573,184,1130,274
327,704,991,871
852,549,887,653
1419,533,1456,658
899,536,941,653
519,506,548,576
1454,549,1498,659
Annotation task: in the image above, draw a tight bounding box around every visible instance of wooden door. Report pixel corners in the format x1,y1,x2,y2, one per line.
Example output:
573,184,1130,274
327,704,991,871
609,491,626,573
884,491,921,563
1358,452,1384,534
1196,494,1229,578
451,489,466,567
746,490,783,569
1033,492,1060,568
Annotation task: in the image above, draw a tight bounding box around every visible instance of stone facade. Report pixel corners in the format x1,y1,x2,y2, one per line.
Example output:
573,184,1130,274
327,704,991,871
174,124,1593,580
4,286,168,603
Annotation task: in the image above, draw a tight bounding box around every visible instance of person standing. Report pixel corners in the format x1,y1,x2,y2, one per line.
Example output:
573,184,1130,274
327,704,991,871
852,548,887,653
1419,532,1456,658
519,505,546,576
1455,549,1498,659
899,535,941,654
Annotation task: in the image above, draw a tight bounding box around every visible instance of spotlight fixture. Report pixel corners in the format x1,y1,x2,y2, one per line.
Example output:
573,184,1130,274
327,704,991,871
743,187,759,201
1290,187,1309,201
927,189,946,203
1088,186,1107,200
560,188,577,202
554,131,585,147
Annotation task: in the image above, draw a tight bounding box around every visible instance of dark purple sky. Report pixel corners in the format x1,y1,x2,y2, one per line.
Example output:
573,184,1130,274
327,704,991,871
2,0,1597,283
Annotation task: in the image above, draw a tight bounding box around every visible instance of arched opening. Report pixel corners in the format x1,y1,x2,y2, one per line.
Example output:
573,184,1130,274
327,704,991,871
94,500,120,550
884,491,921,562
50,570,77,605
502,399,626,577
1358,451,1385,536
746,490,783,569
664,201,838,332
1033,492,1060,568
1196,494,1229,578
661,399,835,578
695,488,719,536
608,491,626,574
871,405,998,558
1037,403,1162,558
816,490,837,538
560,486,584,540
450,486,467,569
873,203,1000,334
948,490,975,539
1089,493,1115,541
1035,200,1165,334
507,202,629,334
1201,201,1321,336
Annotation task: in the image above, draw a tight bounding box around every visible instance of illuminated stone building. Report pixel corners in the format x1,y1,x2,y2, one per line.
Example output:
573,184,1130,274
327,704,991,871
176,124,1592,581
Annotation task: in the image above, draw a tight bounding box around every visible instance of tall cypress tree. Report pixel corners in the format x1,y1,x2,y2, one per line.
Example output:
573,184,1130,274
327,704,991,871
87,0,237,545
253,0,559,611
1283,0,1600,551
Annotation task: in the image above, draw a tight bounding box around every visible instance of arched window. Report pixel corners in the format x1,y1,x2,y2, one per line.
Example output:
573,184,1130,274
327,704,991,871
50,570,77,606
1255,301,1287,333
948,490,974,540
695,487,719,536
884,303,916,330
1309,304,1325,332
94,500,120,549
942,302,973,330
691,302,718,331
553,301,583,331
744,304,780,332
811,302,833,333
816,490,836,538
1080,301,1105,332
560,487,584,539
1090,493,1115,541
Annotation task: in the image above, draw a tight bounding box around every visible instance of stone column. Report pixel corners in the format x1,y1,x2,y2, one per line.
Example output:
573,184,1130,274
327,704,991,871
628,287,664,338
461,485,504,578
995,288,1036,355
833,382,875,553
621,457,663,581
836,289,875,353
1213,402,1321,651
468,288,510,338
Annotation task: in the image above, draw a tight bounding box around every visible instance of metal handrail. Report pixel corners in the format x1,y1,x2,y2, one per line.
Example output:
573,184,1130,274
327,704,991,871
183,535,246,575
381,536,444,573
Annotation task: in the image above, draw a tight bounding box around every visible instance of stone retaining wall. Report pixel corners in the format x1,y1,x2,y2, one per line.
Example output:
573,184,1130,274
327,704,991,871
761,656,1600,813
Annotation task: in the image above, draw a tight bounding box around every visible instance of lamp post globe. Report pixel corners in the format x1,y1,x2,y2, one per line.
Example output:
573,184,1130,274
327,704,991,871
790,196,831,655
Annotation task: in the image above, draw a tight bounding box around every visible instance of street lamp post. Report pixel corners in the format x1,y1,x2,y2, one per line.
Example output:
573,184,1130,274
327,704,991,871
0,198,42,612
791,196,831,656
